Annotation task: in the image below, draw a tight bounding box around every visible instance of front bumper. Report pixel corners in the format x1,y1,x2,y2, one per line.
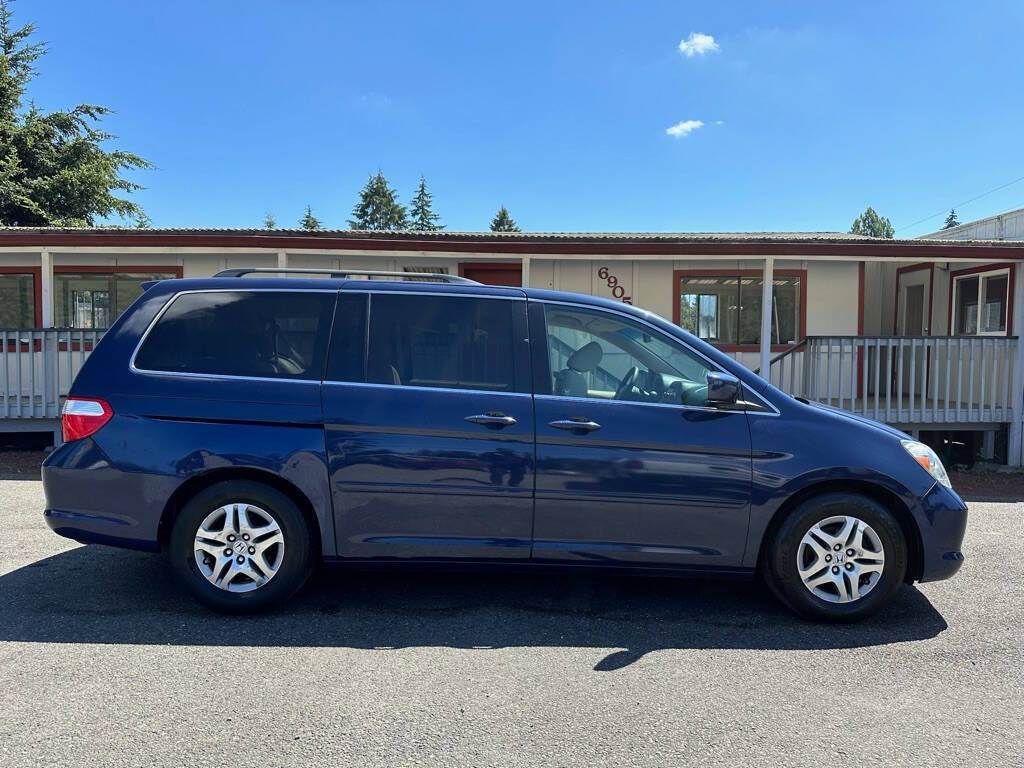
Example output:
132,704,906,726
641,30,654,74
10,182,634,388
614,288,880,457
916,481,968,583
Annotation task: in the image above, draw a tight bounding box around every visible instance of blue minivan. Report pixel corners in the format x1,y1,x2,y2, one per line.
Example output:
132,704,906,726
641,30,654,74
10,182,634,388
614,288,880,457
42,269,968,620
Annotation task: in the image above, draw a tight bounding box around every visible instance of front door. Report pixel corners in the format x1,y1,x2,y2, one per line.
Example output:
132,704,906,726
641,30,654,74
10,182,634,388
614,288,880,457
322,288,535,560
529,301,753,569
896,267,930,336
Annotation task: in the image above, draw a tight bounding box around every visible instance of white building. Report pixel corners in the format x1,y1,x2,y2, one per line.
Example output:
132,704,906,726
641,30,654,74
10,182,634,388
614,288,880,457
920,205,1024,242
1,227,1023,465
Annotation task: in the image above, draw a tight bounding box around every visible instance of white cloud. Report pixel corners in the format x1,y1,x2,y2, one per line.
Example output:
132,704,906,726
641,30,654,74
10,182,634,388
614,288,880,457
678,32,719,58
714,120,724,125
666,119,704,138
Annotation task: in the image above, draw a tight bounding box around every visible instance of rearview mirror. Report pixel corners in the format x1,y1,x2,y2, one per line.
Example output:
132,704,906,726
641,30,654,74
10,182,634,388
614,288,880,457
706,372,741,406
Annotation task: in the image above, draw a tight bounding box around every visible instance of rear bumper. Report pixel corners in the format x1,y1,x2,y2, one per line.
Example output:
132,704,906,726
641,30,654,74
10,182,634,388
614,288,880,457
916,482,968,583
41,437,171,552
44,508,159,552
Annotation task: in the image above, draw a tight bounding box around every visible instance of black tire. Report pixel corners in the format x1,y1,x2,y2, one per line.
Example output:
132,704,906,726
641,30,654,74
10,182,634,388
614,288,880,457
169,480,315,613
763,492,907,622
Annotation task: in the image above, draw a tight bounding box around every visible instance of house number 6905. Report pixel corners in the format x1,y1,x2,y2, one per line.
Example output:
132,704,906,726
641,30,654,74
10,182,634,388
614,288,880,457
597,266,632,304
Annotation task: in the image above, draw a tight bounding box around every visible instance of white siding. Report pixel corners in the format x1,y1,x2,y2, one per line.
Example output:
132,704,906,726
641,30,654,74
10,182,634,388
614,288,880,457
920,206,1024,241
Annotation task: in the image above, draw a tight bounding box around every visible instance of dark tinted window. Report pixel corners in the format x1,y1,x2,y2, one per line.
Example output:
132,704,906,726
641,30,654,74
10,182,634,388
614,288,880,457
326,292,368,382
364,294,515,391
134,291,336,379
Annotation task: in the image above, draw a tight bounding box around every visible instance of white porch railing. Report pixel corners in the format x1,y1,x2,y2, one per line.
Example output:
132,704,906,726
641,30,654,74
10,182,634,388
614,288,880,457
0,328,1018,430
763,335,1017,425
1,329,106,419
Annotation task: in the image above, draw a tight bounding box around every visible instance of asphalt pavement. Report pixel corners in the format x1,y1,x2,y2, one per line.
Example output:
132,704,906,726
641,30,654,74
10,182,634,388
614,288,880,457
0,479,1021,767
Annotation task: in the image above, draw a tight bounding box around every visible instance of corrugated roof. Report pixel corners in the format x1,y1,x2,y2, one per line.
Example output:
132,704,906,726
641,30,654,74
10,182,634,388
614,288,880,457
0,226,877,242
2,227,1023,257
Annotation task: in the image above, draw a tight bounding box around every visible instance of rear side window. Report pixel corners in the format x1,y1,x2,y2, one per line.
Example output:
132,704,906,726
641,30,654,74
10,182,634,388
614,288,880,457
134,291,336,380
355,293,516,392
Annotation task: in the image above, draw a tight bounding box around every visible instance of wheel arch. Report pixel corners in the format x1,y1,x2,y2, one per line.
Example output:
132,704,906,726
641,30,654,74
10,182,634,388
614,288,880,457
157,467,323,559
755,479,924,583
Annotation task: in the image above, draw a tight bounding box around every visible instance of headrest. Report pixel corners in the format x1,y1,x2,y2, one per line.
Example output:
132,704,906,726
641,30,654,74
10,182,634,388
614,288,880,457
568,341,603,373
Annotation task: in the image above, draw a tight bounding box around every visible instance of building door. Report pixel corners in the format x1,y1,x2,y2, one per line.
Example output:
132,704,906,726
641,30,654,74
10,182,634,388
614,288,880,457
903,284,925,335
895,267,931,399
459,262,523,286
895,267,930,336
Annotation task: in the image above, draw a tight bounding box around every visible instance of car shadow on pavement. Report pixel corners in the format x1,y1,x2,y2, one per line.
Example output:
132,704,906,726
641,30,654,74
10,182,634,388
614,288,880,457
0,546,948,671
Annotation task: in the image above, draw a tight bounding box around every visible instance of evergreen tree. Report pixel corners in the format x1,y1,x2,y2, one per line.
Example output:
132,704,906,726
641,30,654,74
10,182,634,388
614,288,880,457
943,209,960,229
490,206,520,232
299,205,322,231
408,176,443,231
0,0,151,226
348,171,407,230
263,211,276,229
849,206,894,239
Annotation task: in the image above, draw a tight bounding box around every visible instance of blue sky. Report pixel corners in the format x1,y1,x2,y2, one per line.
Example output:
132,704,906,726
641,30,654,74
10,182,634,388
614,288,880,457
23,0,1024,234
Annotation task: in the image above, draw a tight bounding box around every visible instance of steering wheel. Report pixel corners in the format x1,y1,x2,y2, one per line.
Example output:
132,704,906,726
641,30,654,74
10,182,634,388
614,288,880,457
614,366,640,400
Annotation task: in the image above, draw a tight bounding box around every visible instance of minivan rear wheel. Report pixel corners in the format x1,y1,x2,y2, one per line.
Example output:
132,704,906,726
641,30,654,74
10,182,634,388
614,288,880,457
764,492,907,622
169,480,315,613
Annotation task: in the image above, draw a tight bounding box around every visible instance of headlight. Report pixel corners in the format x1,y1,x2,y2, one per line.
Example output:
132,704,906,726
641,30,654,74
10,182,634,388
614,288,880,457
900,439,951,488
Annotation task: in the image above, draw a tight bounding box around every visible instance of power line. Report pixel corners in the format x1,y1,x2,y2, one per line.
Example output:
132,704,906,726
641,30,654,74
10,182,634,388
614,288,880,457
895,173,1024,233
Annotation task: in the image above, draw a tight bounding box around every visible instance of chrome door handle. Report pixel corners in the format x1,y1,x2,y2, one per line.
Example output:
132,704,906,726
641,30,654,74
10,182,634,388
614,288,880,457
465,412,517,428
548,418,601,433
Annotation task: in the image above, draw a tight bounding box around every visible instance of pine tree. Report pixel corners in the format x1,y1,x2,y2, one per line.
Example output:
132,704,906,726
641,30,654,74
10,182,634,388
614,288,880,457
263,211,276,229
408,176,443,231
0,0,151,226
299,205,322,231
943,209,960,229
849,206,894,239
348,171,408,230
490,206,520,232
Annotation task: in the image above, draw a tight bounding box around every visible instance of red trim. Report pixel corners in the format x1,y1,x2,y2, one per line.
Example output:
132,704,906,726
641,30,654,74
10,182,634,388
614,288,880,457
458,261,523,286
0,266,42,326
4,231,1024,260
672,268,807,352
857,263,865,336
946,262,1015,335
857,263,865,396
893,262,935,335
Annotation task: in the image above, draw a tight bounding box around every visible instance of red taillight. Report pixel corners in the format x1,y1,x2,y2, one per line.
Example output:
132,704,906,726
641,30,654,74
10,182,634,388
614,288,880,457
62,397,113,442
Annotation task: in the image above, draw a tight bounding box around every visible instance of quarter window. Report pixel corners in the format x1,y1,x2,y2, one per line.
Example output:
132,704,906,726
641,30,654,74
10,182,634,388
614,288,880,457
134,291,335,379
362,294,516,392
542,304,713,406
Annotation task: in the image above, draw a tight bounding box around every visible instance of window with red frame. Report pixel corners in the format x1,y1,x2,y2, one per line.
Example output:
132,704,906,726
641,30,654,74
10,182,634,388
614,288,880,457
0,273,36,328
678,274,802,346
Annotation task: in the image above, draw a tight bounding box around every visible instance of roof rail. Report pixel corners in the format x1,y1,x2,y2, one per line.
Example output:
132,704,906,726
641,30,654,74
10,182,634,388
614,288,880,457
213,267,479,284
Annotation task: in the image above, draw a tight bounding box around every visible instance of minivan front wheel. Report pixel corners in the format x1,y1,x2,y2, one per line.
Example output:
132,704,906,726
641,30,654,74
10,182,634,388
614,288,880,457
764,493,907,622
169,480,315,613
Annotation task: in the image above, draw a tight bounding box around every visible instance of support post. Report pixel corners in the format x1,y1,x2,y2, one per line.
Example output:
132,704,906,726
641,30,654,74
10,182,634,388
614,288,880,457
277,251,288,275
521,256,531,288
40,249,54,328
759,257,774,378
1007,266,1024,465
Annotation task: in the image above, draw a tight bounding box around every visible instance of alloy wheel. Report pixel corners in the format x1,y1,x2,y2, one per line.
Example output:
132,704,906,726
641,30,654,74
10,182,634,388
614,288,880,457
192,503,285,593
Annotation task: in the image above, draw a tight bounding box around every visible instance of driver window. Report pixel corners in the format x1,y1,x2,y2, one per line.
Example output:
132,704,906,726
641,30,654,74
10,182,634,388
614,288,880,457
542,304,713,405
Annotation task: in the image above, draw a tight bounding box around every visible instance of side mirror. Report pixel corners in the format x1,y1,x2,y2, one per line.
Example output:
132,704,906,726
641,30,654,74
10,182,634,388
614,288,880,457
706,371,741,406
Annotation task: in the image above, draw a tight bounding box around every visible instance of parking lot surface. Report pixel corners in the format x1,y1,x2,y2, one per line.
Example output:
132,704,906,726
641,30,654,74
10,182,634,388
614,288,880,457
0,479,1021,767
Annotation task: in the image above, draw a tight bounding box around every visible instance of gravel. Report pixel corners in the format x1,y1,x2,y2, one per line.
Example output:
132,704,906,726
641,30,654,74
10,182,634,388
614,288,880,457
0,479,1021,767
